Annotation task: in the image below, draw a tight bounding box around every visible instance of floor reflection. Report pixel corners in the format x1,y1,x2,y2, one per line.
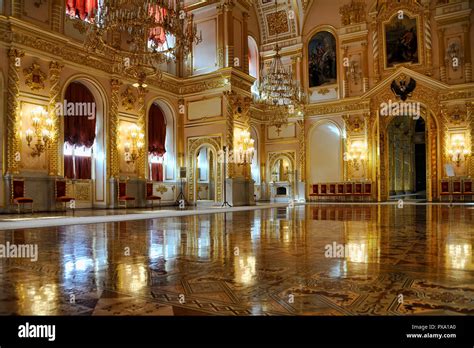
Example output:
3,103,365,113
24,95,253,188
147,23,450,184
0,205,473,315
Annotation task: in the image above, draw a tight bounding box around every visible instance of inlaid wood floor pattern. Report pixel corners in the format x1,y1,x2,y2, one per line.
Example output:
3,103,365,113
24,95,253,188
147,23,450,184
0,205,472,316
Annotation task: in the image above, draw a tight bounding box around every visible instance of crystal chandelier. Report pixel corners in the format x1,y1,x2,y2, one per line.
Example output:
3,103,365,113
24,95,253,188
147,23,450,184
234,129,255,165
255,44,304,134
84,0,202,85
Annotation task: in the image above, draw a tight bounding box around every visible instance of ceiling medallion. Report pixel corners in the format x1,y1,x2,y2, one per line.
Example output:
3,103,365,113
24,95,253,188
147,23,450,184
83,0,202,86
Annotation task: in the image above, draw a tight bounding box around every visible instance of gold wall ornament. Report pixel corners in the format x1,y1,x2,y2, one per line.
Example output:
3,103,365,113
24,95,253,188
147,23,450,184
121,87,137,111
156,185,168,195
187,136,223,203
23,63,47,91
6,48,24,175
136,87,148,179
317,88,330,95
47,61,63,176
343,115,364,133
441,105,466,126
266,10,288,36
339,0,366,26
297,120,306,182
109,79,121,178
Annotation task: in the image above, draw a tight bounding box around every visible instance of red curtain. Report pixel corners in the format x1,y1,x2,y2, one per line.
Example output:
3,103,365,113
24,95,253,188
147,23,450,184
148,103,166,157
64,82,97,148
149,6,167,47
75,157,92,180
64,155,75,179
66,0,98,21
151,163,163,182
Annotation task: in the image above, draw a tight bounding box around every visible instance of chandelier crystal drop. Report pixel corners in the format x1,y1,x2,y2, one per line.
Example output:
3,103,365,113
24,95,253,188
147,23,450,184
84,0,202,84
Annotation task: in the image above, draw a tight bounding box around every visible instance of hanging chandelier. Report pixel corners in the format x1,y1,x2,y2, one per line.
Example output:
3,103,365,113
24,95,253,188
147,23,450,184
254,1,304,134
84,0,202,85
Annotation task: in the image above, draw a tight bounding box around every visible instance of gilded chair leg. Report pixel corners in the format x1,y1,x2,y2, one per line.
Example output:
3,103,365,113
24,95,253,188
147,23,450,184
17,203,20,214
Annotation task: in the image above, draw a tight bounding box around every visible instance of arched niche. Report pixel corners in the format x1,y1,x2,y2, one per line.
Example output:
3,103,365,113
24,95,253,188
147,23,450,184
308,120,343,184
147,99,176,181
60,75,108,208
248,35,259,95
250,125,260,184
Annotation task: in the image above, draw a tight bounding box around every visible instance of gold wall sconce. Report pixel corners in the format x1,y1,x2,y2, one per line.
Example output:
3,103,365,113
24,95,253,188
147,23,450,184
448,134,470,167
24,106,54,157
346,140,367,171
120,124,144,165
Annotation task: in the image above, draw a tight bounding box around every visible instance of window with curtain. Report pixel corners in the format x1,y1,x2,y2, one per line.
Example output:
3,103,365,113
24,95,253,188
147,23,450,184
66,0,101,22
63,82,96,180
148,103,167,182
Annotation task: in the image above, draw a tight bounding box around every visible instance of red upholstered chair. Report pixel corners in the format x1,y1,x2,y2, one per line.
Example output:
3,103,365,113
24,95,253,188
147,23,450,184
328,183,336,201
145,182,161,209
463,180,473,201
337,183,345,194
309,184,319,202
440,180,451,202
345,182,353,201
118,180,135,208
11,178,33,213
363,182,372,201
55,179,75,211
452,179,462,201
320,183,328,200
354,183,363,201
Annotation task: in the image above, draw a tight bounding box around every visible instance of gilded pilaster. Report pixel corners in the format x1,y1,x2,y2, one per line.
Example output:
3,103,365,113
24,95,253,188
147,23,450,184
462,24,471,83
48,61,63,176
297,119,305,182
370,21,380,83
224,0,235,67
109,79,121,178
424,9,432,75
242,11,249,73
438,28,446,83
137,86,147,179
6,48,24,175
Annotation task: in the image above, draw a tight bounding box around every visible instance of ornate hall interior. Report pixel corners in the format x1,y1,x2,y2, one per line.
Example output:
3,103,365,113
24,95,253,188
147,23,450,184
0,0,473,318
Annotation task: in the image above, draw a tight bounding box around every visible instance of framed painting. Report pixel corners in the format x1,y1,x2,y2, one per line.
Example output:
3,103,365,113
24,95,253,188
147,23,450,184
384,14,419,68
308,31,337,88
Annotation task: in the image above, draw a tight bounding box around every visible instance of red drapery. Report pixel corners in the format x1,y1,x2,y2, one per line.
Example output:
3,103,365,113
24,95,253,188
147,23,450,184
151,163,164,182
66,0,98,21
64,82,97,148
149,6,167,47
64,155,75,179
75,156,92,179
148,103,166,157
64,156,92,180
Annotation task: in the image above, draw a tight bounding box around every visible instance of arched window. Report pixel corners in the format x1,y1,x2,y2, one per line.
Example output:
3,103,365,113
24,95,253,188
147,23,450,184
308,31,337,88
148,103,167,181
248,36,259,96
66,0,101,22
63,82,97,179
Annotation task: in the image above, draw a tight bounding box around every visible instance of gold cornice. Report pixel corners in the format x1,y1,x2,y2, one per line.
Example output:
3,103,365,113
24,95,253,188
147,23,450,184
0,18,255,98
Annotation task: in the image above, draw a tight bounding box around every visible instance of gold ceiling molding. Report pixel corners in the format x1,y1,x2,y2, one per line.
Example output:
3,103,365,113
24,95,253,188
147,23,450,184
339,0,366,26
266,10,289,37
305,100,369,116
23,63,47,91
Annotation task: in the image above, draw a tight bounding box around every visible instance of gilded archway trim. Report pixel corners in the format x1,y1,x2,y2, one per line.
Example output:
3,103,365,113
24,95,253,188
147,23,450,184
187,136,223,203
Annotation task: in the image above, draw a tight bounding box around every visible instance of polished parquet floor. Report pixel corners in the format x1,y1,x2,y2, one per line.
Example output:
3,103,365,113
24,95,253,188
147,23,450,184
0,204,473,316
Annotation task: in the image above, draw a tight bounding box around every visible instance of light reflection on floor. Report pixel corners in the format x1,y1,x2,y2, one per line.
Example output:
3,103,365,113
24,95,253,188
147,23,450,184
0,204,473,316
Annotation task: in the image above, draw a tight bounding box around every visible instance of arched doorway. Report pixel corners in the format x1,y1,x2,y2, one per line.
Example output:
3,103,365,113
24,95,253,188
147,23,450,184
60,77,107,208
376,105,439,202
195,145,216,202
187,136,223,204
307,121,343,185
387,116,427,199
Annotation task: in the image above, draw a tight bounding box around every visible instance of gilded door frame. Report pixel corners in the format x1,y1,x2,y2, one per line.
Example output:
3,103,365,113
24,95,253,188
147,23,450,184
187,136,223,203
